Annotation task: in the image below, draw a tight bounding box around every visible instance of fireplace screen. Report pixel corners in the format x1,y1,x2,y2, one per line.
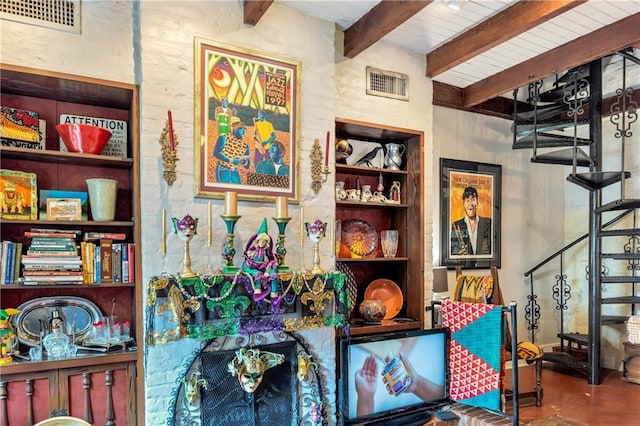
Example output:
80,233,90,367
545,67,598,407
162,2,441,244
202,341,299,425
169,333,327,425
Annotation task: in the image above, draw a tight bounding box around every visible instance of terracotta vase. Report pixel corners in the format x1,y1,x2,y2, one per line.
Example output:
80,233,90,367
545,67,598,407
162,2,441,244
359,299,386,323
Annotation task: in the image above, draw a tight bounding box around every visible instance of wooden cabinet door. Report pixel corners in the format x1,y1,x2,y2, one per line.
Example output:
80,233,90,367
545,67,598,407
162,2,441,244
61,362,136,426
1,370,57,426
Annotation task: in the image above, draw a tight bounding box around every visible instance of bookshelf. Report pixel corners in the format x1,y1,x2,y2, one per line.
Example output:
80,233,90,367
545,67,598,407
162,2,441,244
334,118,424,336
0,64,141,425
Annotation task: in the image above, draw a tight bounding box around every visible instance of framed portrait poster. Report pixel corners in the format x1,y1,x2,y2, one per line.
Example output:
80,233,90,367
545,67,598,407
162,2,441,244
194,38,301,201
440,158,501,269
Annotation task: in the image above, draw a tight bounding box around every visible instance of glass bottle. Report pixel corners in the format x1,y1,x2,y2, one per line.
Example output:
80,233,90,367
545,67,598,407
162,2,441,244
42,321,70,359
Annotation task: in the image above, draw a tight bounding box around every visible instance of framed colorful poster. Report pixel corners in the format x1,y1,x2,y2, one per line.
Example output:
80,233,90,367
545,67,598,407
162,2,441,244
194,38,301,201
0,169,37,220
440,158,501,269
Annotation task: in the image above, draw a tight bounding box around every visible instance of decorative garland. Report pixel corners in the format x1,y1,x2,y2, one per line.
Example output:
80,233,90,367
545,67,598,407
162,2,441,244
147,271,348,342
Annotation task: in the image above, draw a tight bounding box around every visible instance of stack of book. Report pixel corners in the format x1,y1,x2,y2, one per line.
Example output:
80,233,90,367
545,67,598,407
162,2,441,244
0,240,23,285
21,229,82,285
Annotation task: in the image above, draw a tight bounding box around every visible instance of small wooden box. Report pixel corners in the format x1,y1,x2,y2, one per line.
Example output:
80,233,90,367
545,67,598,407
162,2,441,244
622,341,640,385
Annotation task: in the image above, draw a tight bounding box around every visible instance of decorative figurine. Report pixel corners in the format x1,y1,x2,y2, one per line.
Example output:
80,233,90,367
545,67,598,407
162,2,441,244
172,214,198,278
297,352,317,382
228,347,285,393
305,219,327,274
0,308,20,365
184,371,208,405
242,218,280,304
389,180,401,204
335,139,353,164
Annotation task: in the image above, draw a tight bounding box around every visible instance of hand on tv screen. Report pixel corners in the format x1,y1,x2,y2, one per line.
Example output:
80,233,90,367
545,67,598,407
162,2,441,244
355,354,378,415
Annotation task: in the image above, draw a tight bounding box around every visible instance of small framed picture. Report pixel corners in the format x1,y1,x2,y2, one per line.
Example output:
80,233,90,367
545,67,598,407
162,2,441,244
46,198,82,221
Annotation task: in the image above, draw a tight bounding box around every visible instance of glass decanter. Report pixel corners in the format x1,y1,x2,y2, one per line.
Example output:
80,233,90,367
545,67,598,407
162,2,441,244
43,321,70,359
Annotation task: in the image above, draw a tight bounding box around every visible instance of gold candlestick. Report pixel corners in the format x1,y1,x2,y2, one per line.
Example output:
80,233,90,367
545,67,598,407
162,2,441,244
172,214,198,278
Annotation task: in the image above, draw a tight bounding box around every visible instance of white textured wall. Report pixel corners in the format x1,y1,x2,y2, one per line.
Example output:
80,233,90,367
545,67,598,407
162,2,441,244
335,42,435,313
432,107,566,347
0,1,134,83
137,2,338,423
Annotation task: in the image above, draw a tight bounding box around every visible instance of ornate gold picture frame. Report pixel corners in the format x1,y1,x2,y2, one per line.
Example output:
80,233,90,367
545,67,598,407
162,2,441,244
194,38,301,202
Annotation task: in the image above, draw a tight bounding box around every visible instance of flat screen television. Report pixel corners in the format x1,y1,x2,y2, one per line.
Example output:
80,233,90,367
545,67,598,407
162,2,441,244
338,328,450,425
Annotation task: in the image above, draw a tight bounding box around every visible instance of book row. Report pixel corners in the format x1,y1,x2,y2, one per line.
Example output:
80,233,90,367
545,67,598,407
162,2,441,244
80,240,135,284
0,239,135,285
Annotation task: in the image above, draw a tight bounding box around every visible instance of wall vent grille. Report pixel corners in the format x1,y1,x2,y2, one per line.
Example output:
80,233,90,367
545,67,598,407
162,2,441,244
0,0,80,33
366,66,409,101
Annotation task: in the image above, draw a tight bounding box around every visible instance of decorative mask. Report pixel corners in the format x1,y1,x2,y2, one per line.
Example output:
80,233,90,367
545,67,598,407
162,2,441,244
297,352,317,382
228,347,285,393
305,219,327,244
172,214,198,241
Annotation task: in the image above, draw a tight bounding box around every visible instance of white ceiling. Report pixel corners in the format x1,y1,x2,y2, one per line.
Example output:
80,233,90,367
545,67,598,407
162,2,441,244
278,0,639,91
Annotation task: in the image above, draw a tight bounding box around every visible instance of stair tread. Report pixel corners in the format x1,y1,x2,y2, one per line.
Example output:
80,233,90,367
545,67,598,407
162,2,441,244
513,119,590,136
602,315,628,325
539,73,591,102
542,351,589,374
531,148,592,166
513,133,591,149
599,228,640,237
554,65,590,85
601,253,640,259
596,198,640,213
601,275,640,283
602,296,640,304
516,103,568,121
567,171,631,191
558,332,588,345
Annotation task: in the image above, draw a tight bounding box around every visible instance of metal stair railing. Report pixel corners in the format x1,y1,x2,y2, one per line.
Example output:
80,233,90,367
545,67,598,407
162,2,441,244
522,209,634,344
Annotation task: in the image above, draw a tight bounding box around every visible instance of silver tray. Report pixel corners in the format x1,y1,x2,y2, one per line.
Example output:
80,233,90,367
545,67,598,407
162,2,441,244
14,296,103,347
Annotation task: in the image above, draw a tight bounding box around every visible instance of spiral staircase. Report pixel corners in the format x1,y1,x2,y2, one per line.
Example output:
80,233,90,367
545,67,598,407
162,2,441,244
512,50,639,385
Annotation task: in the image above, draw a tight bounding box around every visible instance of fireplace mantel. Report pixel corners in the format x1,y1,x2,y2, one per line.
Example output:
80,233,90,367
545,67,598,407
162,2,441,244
146,271,349,344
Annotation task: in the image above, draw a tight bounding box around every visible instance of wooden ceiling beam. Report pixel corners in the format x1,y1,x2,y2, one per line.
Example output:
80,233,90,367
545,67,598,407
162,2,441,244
434,82,640,121
427,0,585,78
344,0,432,58
432,81,528,120
462,13,640,107
243,0,274,25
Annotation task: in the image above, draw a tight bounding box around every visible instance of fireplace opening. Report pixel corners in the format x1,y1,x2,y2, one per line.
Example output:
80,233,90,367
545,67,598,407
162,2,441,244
168,332,328,425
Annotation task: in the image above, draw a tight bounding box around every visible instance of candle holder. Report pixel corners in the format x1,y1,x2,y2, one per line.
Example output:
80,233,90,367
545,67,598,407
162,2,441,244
305,219,327,274
322,166,331,182
272,217,292,271
172,214,198,278
221,214,241,273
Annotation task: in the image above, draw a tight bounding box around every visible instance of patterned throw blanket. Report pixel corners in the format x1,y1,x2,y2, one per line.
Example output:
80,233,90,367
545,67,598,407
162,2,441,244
442,300,503,411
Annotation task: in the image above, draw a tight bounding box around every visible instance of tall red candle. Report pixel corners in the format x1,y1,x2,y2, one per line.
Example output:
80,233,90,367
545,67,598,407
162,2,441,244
325,131,330,167
167,110,175,152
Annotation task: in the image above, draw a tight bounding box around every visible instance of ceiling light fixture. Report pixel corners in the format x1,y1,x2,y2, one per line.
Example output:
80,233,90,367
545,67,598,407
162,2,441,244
447,0,466,11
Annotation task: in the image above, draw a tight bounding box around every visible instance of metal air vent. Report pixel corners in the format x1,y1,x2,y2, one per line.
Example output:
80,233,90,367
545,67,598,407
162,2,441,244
1,0,80,33
366,66,409,101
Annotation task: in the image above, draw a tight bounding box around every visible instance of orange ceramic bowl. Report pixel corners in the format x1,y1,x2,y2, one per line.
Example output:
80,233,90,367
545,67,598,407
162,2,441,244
365,279,403,320
56,123,112,155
